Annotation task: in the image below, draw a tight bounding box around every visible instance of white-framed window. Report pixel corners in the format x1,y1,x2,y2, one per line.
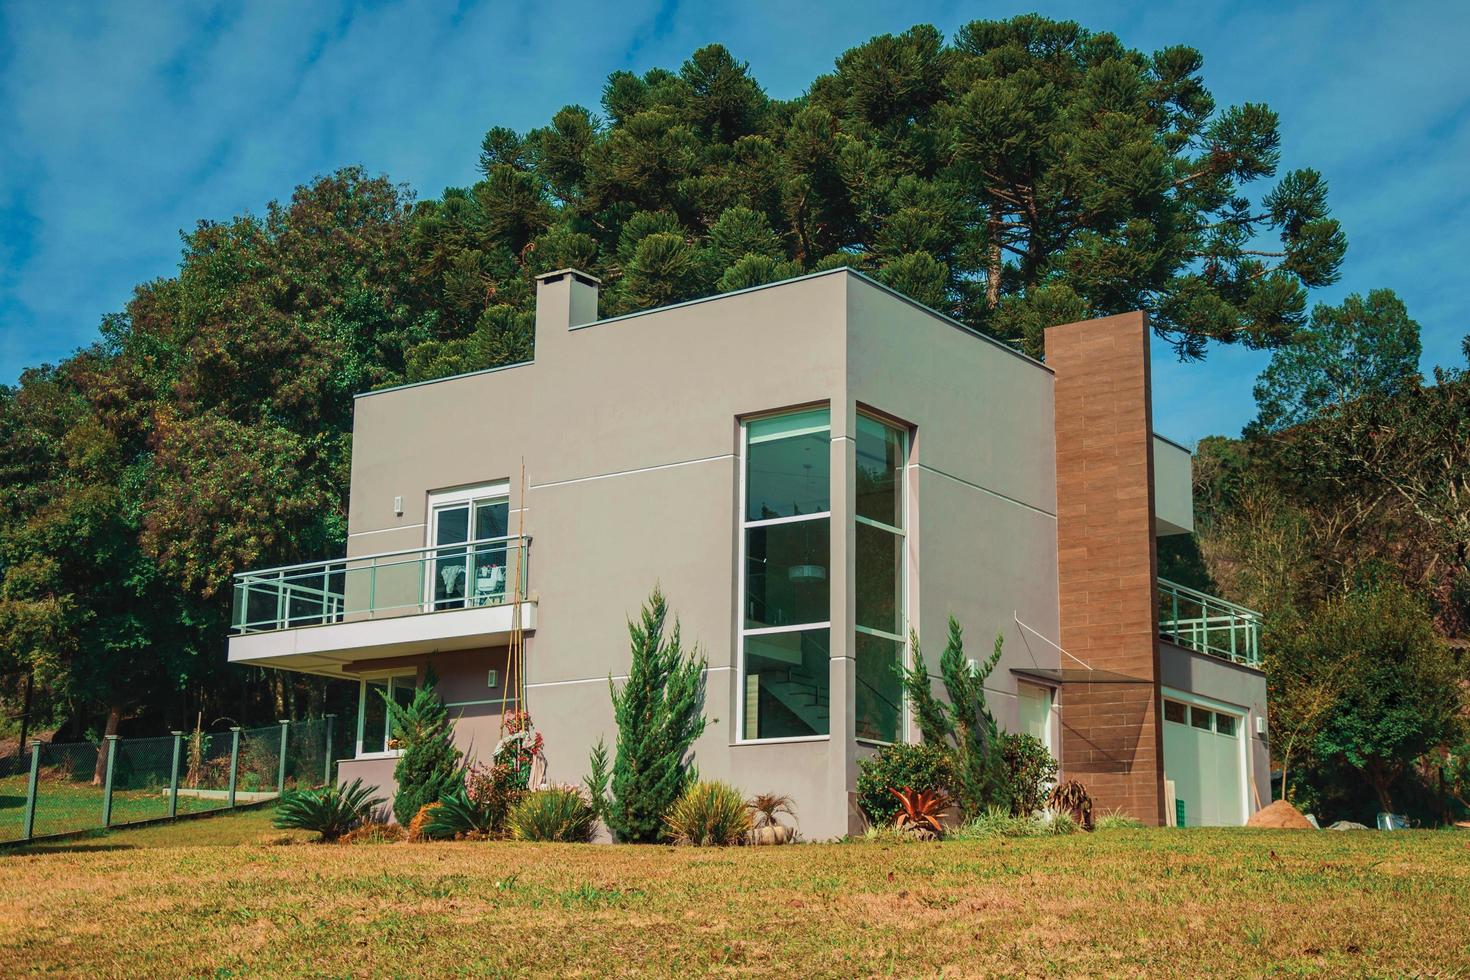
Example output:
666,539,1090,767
738,407,831,742
854,411,908,744
356,672,417,757
427,482,510,611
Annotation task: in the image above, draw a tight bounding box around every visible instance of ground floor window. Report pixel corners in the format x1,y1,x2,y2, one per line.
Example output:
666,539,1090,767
356,673,416,756
1016,682,1055,755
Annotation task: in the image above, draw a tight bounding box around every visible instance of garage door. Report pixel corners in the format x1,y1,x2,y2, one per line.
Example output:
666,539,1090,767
1162,697,1245,826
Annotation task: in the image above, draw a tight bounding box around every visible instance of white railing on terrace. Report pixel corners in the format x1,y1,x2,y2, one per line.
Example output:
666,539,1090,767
1158,577,1262,667
231,536,530,634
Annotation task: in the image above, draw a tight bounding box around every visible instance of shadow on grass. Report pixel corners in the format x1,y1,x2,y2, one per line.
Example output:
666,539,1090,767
11,842,141,855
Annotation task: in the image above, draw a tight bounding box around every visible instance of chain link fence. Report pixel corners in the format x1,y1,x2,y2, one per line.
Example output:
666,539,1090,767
0,716,340,845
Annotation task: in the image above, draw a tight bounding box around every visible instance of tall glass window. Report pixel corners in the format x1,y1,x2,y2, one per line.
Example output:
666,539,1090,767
357,673,416,756
854,413,907,743
741,408,830,740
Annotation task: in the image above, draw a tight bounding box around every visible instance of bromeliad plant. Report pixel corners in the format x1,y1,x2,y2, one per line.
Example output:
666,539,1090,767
889,786,953,840
273,778,385,842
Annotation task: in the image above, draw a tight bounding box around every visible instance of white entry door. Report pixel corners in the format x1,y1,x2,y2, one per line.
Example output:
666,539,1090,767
1162,695,1246,826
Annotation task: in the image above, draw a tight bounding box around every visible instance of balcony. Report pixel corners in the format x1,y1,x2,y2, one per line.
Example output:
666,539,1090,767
1158,578,1261,668
227,536,533,676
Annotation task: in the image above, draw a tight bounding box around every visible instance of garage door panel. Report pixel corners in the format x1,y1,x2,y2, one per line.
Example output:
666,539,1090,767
1163,698,1244,827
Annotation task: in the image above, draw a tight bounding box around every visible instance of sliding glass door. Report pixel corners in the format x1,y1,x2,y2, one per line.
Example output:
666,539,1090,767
429,487,510,610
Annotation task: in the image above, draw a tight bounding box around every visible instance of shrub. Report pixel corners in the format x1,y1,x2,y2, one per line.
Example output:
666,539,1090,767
425,787,496,839
406,802,443,841
1047,779,1094,830
338,822,406,845
890,786,953,839
901,617,1011,818
665,781,751,846
605,588,709,843
273,778,384,842
857,741,954,827
493,710,543,792
1001,732,1059,815
950,804,1080,839
508,787,598,842
450,761,524,836
386,668,463,826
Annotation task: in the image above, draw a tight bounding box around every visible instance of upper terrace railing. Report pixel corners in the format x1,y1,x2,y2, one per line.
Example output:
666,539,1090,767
232,536,530,634
1157,577,1262,667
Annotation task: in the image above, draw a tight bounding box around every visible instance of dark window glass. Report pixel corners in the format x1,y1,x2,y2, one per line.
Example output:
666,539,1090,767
1163,700,1187,724
361,680,389,753
1215,714,1237,737
746,411,829,520
1190,706,1213,731
856,415,903,527
855,522,901,635
743,629,830,739
745,520,830,629
855,633,903,743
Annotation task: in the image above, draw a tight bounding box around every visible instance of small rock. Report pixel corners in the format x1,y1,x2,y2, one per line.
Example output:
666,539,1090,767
1327,820,1371,831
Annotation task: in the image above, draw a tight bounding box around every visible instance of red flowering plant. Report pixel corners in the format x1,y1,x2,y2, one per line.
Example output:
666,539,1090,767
494,710,544,792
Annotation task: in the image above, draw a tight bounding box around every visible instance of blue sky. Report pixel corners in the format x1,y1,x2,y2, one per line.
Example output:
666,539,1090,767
2,0,1466,443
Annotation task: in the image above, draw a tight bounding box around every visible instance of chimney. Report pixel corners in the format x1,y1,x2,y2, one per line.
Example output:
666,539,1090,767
534,269,600,358
1045,310,1165,826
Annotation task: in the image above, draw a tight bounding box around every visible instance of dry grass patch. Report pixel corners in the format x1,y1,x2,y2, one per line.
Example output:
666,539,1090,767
0,810,1466,976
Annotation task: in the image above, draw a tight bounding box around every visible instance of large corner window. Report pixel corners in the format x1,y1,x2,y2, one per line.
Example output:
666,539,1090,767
855,413,907,743
356,673,416,757
740,408,831,740
428,483,510,610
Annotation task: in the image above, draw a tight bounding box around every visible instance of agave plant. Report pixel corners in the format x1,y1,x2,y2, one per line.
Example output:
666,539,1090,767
888,786,953,839
273,778,384,843
1046,779,1094,830
746,792,798,845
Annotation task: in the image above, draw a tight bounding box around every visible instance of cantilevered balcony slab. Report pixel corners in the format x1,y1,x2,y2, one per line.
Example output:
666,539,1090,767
227,601,537,678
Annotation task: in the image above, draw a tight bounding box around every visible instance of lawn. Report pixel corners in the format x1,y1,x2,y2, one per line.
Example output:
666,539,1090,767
1,809,1467,977
0,774,234,843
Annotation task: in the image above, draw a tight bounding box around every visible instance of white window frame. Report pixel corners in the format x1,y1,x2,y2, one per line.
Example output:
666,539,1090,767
854,410,910,747
736,406,832,745
1161,686,1251,826
425,481,511,611
355,671,418,759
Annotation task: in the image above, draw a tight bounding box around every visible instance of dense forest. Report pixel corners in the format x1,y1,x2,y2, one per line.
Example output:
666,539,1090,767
0,16,1463,820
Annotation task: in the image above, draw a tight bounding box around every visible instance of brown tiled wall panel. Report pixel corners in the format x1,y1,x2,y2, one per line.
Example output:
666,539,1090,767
1046,312,1165,825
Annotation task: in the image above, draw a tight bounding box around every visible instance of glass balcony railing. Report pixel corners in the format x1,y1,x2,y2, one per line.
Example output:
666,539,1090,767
1158,577,1262,667
231,536,531,634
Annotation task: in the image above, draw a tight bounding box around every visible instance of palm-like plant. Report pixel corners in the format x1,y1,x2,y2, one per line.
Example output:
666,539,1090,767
746,792,796,829
273,778,384,842
1047,779,1094,830
888,786,953,839
426,786,498,839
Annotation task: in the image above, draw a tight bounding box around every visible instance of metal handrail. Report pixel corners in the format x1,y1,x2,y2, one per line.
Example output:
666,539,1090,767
1157,577,1262,667
232,536,531,634
231,534,530,582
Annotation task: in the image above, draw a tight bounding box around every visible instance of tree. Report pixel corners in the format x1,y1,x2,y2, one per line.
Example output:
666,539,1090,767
900,617,1010,817
385,668,463,826
1290,581,1464,813
604,587,708,843
1252,289,1421,431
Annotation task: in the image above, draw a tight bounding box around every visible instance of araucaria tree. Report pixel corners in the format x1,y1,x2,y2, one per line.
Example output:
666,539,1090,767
604,587,708,842
902,617,1010,817
386,668,463,825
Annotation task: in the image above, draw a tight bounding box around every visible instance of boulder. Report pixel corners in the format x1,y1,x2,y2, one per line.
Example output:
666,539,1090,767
1246,799,1315,829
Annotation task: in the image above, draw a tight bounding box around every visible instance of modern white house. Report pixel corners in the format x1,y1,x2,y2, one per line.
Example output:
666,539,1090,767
228,267,1269,837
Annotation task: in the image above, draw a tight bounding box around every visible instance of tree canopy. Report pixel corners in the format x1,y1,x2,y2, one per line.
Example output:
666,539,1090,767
0,15,1355,738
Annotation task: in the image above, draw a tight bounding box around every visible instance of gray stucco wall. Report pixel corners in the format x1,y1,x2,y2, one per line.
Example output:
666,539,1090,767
337,269,1069,840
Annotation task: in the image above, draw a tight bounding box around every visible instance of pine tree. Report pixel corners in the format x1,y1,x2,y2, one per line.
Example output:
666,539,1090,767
902,617,1010,817
386,667,463,825
605,587,709,842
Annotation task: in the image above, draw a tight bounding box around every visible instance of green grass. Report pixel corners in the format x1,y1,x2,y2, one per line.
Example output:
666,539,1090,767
1,809,1467,975
0,774,237,843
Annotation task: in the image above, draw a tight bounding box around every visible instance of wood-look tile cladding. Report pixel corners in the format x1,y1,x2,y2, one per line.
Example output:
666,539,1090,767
1045,311,1166,826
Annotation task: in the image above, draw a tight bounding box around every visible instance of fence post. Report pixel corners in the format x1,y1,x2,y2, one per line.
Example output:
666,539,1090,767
21,740,41,842
227,726,242,808
169,731,183,819
277,720,290,794
101,734,119,828
324,714,336,786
